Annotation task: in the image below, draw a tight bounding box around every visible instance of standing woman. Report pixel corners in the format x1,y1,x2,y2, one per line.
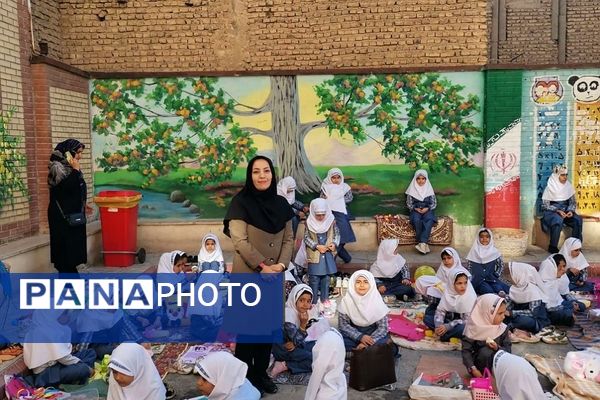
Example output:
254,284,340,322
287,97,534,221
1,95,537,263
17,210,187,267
223,155,295,395
541,166,582,253
405,169,437,254
48,139,90,274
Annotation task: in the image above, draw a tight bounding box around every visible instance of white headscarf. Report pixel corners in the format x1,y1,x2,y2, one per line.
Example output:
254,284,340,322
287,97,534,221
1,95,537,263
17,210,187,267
559,237,589,271
415,275,443,298
405,169,435,201
157,250,185,273
107,343,166,400
370,239,406,279
306,198,335,234
542,167,575,201
23,309,73,370
493,351,546,400
436,247,467,283
463,294,507,341
285,284,318,326
466,228,502,264
438,268,477,314
198,234,224,264
538,255,566,309
508,262,548,304
294,243,308,268
277,176,297,205
304,329,347,400
194,351,258,400
338,270,389,327
321,168,351,214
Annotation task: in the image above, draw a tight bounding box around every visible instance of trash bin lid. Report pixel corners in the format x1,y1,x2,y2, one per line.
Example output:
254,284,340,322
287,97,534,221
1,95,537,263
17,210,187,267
94,190,142,208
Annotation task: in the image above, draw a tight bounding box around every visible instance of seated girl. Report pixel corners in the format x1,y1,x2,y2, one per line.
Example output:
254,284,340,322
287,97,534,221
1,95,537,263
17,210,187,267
436,247,466,284
505,262,551,334
271,284,319,377
198,234,226,273
24,309,96,387
539,254,585,327
338,270,397,355
371,239,415,300
560,237,594,293
415,275,443,330
462,294,511,378
405,169,437,254
493,351,549,400
466,228,510,295
304,329,347,400
157,250,189,275
433,269,477,342
194,351,261,400
108,343,166,400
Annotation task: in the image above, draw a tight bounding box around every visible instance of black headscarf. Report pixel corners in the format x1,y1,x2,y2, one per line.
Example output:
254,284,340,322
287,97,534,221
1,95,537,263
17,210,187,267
48,139,86,187
224,156,294,236
50,139,85,162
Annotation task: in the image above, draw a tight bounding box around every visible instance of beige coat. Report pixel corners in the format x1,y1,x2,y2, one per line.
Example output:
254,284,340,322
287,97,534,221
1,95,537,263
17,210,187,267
228,219,294,273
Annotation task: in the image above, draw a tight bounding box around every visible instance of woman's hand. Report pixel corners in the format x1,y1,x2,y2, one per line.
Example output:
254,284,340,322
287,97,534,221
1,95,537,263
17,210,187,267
435,325,447,336
360,335,375,346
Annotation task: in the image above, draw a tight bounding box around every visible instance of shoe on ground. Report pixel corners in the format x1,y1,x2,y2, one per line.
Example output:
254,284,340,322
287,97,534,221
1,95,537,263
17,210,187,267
260,377,278,394
336,276,343,288
424,243,431,254
342,277,349,288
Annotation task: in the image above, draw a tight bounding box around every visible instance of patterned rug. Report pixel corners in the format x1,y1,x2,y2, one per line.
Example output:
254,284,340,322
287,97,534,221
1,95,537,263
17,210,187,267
152,343,189,378
375,214,453,245
566,312,600,350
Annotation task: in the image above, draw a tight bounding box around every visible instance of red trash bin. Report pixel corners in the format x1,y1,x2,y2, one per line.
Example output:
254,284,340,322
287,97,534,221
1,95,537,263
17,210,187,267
94,190,145,267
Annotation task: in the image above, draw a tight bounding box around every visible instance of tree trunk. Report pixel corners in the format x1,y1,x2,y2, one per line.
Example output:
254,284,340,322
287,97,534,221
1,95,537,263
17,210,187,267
269,76,321,193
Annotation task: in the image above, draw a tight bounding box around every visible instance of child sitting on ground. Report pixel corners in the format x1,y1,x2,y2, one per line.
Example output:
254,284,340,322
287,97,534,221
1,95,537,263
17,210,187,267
560,238,594,293
436,247,466,284
539,254,585,327
198,234,225,273
304,329,347,400
462,294,511,378
338,270,398,355
466,228,510,296
24,309,96,387
194,351,261,400
108,343,166,400
415,275,443,330
271,284,319,377
304,199,339,309
433,269,477,342
371,239,415,300
505,262,551,335
320,168,355,263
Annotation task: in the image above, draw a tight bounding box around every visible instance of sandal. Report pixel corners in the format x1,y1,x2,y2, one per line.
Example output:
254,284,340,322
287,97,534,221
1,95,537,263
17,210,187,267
541,331,568,344
536,326,556,337
512,329,541,343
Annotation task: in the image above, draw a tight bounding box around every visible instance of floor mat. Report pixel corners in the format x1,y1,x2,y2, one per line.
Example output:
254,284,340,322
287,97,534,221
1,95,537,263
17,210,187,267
526,353,600,400
566,312,600,350
414,353,467,380
152,343,189,378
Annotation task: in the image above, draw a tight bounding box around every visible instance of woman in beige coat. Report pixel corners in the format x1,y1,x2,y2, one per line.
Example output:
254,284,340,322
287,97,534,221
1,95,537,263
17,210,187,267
224,155,295,395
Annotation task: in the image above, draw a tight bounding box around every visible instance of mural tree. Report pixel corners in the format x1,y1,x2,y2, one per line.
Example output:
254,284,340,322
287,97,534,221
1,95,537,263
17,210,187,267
92,73,481,193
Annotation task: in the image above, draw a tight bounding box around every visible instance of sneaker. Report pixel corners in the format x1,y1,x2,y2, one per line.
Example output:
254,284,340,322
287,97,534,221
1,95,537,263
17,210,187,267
423,243,431,254
336,276,343,288
416,243,427,254
342,277,350,291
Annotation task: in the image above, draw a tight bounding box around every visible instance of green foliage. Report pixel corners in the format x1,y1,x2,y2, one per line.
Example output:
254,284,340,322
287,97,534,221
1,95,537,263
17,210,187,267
91,78,256,189
0,108,28,212
315,73,482,174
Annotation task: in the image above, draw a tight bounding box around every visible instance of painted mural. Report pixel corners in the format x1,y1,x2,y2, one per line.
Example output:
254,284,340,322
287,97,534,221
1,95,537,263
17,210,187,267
91,73,485,224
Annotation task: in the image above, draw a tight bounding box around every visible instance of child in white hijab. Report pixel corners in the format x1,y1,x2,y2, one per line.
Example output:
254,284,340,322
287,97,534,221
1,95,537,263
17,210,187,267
304,329,347,400
198,234,225,273
23,309,96,387
371,239,414,300
338,270,397,355
271,284,319,378
194,351,260,400
320,168,355,263
433,268,477,342
541,166,583,253
504,262,551,334
277,176,308,237
405,169,437,254
304,199,340,306
107,343,166,400
436,247,467,284
560,237,593,292
493,350,548,400
157,250,188,274
462,294,511,378
415,275,444,329
466,228,510,295
539,254,584,327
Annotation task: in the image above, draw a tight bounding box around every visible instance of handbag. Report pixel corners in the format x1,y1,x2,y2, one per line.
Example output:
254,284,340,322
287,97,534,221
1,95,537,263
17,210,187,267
55,200,86,227
349,341,397,391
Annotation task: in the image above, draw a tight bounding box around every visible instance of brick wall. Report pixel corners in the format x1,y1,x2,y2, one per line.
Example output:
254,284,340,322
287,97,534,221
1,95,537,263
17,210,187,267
51,0,488,73
566,0,600,63
30,0,63,60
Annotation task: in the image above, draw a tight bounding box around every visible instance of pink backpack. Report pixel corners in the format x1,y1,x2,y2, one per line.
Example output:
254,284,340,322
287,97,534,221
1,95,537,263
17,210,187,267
388,313,426,341
4,375,34,400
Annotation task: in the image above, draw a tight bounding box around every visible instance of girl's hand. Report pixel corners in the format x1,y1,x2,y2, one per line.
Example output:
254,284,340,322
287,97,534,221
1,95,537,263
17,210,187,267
327,243,336,252
566,211,574,218
284,341,295,352
573,302,580,312
360,335,375,346
356,343,367,350
569,267,580,276
378,285,386,294
435,325,447,336
487,341,498,351
316,245,328,254
402,279,411,286
421,207,429,213
471,368,483,378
